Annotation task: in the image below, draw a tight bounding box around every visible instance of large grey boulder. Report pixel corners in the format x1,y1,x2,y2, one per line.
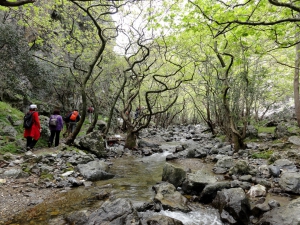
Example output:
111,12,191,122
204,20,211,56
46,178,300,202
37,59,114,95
76,160,114,181
273,159,297,172
257,197,300,225
0,122,17,137
228,160,250,175
213,156,235,174
2,168,27,179
288,136,300,146
96,120,107,132
212,188,250,225
279,172,300,194
152,182,190,212
199,181,231,204
246,125,258,138
86,198,140,225
182,169,217,195
274,123,290,138
75,131,106,158
162,163,186,188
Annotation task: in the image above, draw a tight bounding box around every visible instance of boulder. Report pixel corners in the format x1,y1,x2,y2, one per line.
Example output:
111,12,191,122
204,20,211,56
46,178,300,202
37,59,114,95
213,156,235,174
288,136,300,146
257,197,300,225
199,181,231,204
75,131,106,158
212,188,250,225
279,172,300,194
274,123,290,138
228,160,250,175
96,120,107,132
86,198,140,225
76,160,114,181
162,163,186,188
182,169,217,195
247,184,267,198
152,182,190,212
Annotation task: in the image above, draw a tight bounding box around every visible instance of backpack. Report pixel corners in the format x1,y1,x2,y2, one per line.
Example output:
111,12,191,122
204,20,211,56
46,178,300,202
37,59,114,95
70,111,78,121
23,112,35,129
49,115,58,127
87,107,93,113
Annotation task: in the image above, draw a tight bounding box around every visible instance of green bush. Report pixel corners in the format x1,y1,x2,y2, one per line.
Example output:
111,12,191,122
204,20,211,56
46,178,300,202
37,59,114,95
251,150,274,159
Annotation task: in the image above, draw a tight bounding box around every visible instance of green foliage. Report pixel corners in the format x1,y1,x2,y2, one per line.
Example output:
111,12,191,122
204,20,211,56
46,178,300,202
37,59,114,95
251,150,274,159
35,138,48,148
257,126,276,134
0,143,19,154
0,102,24,121
288,126,300,135
40,172,54,180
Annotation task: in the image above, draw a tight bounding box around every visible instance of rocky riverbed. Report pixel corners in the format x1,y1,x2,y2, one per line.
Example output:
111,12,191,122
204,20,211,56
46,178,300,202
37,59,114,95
1,124,300,224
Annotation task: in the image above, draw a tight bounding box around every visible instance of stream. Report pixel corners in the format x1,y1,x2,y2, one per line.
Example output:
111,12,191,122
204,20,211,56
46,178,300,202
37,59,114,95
9,143,223,225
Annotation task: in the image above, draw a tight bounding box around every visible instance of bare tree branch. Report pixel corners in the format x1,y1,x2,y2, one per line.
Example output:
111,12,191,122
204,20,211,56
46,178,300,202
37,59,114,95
0,0,35,7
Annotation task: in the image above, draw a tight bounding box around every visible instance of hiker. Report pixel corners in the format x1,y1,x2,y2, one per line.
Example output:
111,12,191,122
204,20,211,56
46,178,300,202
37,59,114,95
62,111,72,137
23,104,41,151
134,107,141,120
48,109,64,147
87,105,94,123
68,109,81,133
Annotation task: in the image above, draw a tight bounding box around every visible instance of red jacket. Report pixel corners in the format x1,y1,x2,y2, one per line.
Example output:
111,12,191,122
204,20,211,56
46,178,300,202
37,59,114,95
24,110,41,140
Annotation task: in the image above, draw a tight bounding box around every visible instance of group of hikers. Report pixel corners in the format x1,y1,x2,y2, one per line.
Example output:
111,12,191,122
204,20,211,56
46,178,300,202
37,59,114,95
23,104,94,151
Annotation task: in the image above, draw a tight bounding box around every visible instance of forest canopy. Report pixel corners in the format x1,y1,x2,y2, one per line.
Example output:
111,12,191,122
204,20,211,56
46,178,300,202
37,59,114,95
0,0,297,149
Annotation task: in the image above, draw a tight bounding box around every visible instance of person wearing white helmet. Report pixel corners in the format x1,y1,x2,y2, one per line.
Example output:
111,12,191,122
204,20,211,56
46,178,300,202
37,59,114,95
23,104,42,150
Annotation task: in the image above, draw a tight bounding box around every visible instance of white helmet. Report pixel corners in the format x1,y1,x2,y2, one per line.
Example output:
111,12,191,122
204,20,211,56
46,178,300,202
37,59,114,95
29,104,37,109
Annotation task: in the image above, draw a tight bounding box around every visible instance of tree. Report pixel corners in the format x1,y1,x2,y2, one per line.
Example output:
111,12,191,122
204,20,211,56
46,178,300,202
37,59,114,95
0,0,35,7
186,0,300,127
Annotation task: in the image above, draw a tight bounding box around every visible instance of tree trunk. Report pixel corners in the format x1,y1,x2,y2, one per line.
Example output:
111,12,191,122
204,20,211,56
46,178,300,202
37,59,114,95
124,127,137,149
231,131,246,152
294,33,300,126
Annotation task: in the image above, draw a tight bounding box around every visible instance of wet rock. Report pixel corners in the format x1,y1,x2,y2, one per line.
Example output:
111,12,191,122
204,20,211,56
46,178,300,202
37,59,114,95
65,210,90,225
86,198,140,224
268,199,280,209
182,169,217,195
76,160,114,181
152,182,190,212
212,187,250,225
279,172,300,194
162,163,186,188
146,215,184,225
74,131,106,158
199,181,231,204
257,197,300,225
252,201,270,217
247,184,266,198
229,160,250,176
268,165,280,177
274,159,297,172
213,156,235,174
230,180,252,190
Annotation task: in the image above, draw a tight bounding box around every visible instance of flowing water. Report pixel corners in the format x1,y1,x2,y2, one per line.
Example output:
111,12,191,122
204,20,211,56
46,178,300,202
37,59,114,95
8,146,223,225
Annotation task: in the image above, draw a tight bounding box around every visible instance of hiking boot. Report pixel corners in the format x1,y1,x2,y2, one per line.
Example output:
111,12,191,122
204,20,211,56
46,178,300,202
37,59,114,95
48,142,51,147
26,146,31,151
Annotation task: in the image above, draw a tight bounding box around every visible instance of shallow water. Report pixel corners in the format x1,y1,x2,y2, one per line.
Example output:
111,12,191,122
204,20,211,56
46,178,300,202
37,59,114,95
8,150,223,225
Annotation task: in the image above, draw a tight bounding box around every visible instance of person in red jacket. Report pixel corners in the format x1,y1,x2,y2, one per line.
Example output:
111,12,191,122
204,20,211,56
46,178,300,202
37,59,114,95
24,104,41,151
